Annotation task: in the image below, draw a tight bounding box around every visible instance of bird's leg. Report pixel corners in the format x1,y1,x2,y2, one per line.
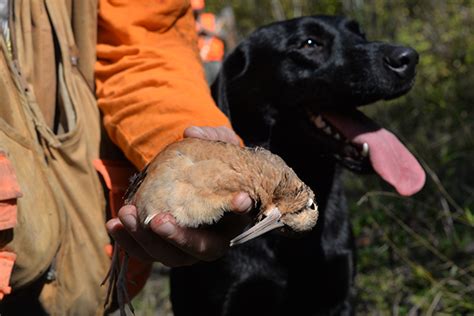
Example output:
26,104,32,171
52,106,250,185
101,244,119,309
117,253,135,316
230,208,284,246
101,245,135,316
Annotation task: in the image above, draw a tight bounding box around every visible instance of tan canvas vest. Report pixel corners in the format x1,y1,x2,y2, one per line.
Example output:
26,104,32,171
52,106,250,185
0,0,112,314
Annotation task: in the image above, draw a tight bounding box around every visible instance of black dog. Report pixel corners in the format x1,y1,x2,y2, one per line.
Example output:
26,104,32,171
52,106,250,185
170,15,425,316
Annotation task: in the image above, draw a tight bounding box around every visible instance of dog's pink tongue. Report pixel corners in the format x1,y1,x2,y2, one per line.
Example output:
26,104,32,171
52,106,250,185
323,111,426,196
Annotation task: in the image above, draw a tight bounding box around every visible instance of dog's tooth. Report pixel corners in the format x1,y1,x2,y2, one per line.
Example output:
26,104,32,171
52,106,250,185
361,143,369,157
314,116,325,128
323,126,332,134
334,133,341,140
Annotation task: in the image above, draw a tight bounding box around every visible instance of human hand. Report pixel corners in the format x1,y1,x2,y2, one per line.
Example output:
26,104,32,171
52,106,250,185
105,126,252,267
183,125,242,146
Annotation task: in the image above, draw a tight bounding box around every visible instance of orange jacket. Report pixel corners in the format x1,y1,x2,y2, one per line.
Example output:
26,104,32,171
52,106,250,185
96,0,232,170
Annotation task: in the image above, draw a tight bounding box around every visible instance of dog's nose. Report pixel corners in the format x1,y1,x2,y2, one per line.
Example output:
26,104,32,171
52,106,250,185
384,47,419,78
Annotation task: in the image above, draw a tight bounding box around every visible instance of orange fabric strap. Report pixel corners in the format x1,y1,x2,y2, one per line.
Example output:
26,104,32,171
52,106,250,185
0,154,22,199
0,199,18,231
93,159,136,217
0,152,22,300
0,252,16,300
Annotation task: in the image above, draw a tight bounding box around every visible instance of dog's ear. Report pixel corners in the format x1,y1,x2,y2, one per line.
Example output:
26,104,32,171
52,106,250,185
211,43,251,118
212,42,277,148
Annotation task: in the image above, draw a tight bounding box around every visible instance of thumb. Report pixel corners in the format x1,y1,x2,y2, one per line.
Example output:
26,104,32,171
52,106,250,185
184,126,241,146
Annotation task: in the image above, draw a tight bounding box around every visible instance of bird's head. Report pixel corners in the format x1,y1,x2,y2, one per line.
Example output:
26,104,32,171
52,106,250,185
277,196,318,233
270,180,318,233
230,176,318,246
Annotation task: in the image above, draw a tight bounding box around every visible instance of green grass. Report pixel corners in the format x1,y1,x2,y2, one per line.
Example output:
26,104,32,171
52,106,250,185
131,264,173,316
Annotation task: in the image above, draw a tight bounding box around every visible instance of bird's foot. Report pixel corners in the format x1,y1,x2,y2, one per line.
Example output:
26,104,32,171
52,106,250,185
101,245,135,316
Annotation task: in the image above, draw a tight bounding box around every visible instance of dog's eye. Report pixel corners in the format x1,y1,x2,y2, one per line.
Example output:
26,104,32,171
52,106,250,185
301,39,323,49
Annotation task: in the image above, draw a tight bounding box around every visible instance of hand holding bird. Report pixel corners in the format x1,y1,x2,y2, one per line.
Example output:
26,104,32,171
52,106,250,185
105,126,253,267
128,137,318,246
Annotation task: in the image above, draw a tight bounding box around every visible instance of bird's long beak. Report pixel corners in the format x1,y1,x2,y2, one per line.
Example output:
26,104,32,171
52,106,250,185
230,208,284,246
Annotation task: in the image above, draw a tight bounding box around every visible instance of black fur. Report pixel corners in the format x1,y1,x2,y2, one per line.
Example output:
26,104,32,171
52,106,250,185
170,15,418,315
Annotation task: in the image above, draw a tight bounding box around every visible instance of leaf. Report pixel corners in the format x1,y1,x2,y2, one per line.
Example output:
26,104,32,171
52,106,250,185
465,208,474,226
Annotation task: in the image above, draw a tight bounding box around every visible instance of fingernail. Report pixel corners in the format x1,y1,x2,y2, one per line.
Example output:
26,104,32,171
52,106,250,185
234,193,253,213
122,214,137,231
105,218,119,232
156,222,176,237
187,126,205,137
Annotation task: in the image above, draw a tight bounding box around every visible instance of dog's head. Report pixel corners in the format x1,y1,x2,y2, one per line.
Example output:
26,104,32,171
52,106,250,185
213,15,426,196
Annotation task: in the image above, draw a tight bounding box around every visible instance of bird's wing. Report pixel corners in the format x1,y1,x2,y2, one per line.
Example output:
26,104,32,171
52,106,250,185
135,146,244,227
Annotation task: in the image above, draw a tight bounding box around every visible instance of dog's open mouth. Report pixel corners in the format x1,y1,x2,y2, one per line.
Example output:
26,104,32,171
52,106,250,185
309,114,371,172
310,110,426,196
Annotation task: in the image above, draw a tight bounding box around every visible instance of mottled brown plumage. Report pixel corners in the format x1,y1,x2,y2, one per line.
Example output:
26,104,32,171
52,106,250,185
126,138,318,245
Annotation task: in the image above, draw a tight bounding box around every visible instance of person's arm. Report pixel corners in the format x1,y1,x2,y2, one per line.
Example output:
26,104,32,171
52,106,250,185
96,0,233,169
96,1,250,266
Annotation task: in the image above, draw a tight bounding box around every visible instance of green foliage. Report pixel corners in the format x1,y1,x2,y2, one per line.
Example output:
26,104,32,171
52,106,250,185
207,0,344,36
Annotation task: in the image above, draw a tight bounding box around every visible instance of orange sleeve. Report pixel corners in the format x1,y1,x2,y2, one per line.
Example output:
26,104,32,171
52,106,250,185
96,0,232,170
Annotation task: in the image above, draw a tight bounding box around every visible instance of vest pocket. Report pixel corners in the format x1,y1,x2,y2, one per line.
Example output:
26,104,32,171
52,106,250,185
0,141,63,290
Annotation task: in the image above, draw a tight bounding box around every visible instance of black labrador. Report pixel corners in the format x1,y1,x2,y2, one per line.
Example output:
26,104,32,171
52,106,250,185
170,15,425,316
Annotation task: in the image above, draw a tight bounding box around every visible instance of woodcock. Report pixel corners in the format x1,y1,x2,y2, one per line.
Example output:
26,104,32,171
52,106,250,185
126,137,319,245
105,138,319,315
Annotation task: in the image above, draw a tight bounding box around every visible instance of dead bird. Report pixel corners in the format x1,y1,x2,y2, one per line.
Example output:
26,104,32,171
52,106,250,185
128,137,318,244
105,137,318,315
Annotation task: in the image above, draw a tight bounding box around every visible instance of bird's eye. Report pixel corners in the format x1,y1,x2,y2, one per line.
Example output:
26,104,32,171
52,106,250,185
301,39,323,49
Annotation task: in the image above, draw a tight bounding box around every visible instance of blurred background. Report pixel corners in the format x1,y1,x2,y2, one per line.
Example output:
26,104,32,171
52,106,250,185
134,1,474,314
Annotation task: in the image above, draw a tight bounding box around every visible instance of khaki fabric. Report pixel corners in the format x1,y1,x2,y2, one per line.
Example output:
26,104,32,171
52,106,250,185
12,0,57,128
0,0,110,315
